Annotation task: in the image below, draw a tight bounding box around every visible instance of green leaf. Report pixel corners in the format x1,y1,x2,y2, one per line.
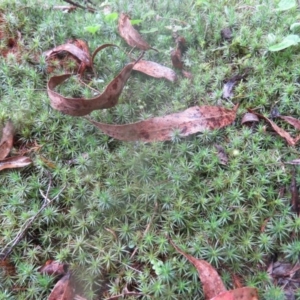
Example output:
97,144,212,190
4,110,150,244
290,23,300,33
268,34,300,51
104,12,118,22
84,25,100,35
130,19,143,25
276,0,296,11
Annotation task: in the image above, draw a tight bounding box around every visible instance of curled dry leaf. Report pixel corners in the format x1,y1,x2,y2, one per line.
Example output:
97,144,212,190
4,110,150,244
210,287,258,300
248,109,295,146
87,104,238,142
169,238,226,300
241,112,259,126
133,60,177,82
39,260,68,277
118,13,151,50
43,39,92,75
0,156,32,172
48,273,74,300
0,120,14,160
47,63,134,116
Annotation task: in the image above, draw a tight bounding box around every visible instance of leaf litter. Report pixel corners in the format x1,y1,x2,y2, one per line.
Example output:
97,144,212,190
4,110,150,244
0,121,32,172
169,238,258,300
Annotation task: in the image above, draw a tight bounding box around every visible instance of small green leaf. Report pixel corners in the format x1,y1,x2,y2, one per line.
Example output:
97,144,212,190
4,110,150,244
84,25,100,35
104,12,118,22
130,19,143,25
140,28,159,34
268,34,300,51
276,0,296,11
290,23,300,33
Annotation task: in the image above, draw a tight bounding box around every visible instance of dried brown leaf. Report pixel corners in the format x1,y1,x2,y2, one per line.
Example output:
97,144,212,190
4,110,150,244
214,144,228,165
279,115,300,130
133,60,177,82
47,63,134,116
0,120,14,160
0,156,32,172
182,69,193,79
43,40,92,75
248,109,295,146
210,287,258,300
241,112,259,125
39,260,68,277
88,104,238,142
223,74,247,99
48,273,74,300
169,238,226,300
118,13,151,50
171,48,184,69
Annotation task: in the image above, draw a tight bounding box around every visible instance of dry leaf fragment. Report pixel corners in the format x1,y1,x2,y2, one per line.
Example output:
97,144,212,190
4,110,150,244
88,104,238,142
0,120,14,160
248,109,295,146
210,287,258,300
0,156,32,172
169,238,226,300
133,60,177,82
48,273,74,300
39,260,68,277
171,36,186,69
214,144,228,165
222,74,247,99
279,115,300,130
118,13,151,50
47,63,134,116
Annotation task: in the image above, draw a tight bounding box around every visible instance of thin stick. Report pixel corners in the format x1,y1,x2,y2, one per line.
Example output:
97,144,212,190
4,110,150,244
77,76,101,94
1,179,66,260
62,0,95,12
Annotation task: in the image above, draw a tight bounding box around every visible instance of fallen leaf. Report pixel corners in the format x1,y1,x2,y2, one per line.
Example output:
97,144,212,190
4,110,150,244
210,287,258,300
248,109,295,146
169,238,226,300
133,60,177,82
279,116,300,130
181,69,193,79
241,112,259,126
0,258,16,276
0,156,32,172
39,260,68,277
232,274,243,289
87,104,238,142
291,168,300,215
47,62,134,116
171,36,186,69
214,144,228,165
0,120,14,160
222,74,247,99
48,273,74,300
118,13,151,50
43,39,92,75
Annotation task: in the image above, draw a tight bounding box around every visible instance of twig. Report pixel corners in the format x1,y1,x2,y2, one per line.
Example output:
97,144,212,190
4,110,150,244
1,178,66,260
62,0,95,12
130,202,158,259
77,76,101,94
